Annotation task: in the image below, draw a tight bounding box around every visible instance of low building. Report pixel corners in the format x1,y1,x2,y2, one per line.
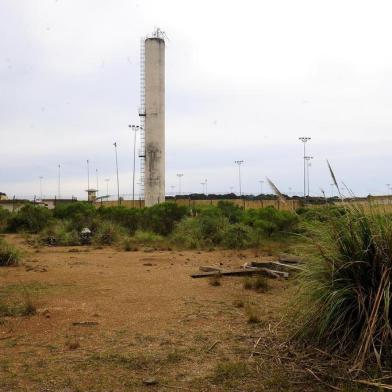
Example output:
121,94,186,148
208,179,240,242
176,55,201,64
0,192,8,200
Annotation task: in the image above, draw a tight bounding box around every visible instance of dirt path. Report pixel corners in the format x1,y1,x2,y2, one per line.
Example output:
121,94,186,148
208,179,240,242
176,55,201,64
0,235,323,392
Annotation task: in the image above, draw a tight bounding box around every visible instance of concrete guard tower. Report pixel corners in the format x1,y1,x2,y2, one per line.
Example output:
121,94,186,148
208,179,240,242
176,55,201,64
139,29,166,207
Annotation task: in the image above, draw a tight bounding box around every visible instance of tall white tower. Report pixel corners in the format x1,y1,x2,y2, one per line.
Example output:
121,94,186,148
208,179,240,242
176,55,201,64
139,29,165,207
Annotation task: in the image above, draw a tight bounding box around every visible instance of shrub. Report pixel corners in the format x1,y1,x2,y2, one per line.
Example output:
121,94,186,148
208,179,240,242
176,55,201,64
0,207,11,232
131,230,165,248
170,217,203,248
0,239,21,266
53,202,98,232
222,223,252,249
196,207,229,245
98,206,140,234
140,203,188,235
217,201,243,223
242,207,298,237
294,204,392,369
7,204,52,233
92,222,124,245
40,220,81,246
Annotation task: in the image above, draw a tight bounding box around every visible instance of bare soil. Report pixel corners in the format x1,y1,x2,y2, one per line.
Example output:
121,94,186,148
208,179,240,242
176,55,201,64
0,235,359,391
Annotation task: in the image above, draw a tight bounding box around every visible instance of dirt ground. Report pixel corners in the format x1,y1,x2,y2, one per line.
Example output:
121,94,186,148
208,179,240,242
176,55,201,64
0,235,359,392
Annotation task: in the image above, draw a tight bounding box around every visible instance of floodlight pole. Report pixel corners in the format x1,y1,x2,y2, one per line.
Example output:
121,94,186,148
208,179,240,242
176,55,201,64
57,164,61,199
129,124,140,207
305,156,313,197
105,178,110,197
205,179,208,195
39,176,43,200
96,168,99,194
259,180,264,195
87,159,90,190
298,137,311,199
113,142,120,205
234,160,244,196
177,173,184,195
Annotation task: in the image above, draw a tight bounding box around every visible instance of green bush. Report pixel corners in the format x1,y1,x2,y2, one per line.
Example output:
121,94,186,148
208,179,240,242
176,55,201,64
222,223,252,249
294,204,392,369
140,203,188,235
217,201,243,223
296,206,346,222
0,207,11,232
7,204,52,233
92,222,125,245
242,207,298,237
40,220,80,246
195,206,229,245
53,202,98,231
98,206,140,234
171,217,204,248
0,239,21,266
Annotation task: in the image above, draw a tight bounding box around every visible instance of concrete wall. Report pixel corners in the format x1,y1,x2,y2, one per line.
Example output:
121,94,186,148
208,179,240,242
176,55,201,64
144,37,165,207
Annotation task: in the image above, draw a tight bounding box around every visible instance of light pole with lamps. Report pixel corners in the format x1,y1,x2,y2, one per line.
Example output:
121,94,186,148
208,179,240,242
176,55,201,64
128,124,140,207
298,137,311,199
234,160,244,196
305,156,313,197
113,142,120,205
177,174,184,195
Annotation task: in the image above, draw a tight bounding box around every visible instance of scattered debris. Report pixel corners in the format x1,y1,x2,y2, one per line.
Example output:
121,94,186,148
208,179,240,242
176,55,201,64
199,266,220,272
143,377,158,386
71,321,99,326
278,253,303,264
191,267,288,279
25,264,47,272
206,340,220,352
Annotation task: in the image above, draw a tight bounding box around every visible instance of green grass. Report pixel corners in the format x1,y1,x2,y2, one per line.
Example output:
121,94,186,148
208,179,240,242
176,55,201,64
294,203,392,370
0,239,21,266
212,361,250,383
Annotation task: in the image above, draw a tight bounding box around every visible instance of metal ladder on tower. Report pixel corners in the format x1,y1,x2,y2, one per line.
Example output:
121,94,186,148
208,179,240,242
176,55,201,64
138,37,146,200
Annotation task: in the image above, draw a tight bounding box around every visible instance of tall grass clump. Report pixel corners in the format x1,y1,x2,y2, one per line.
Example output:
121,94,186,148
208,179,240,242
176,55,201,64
0,239,21,266
295,203,392,370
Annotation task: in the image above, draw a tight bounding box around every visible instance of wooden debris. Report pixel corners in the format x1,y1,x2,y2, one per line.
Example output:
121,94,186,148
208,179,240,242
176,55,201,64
206,340,220,352
72,321,99,326
199,266,221,272
191,267,288,279
249,261,302,272
278,254,302,264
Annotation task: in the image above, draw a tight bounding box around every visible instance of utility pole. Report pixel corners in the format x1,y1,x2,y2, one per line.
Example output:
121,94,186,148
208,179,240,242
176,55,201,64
177,173,184,195
200,182,206,194
234,160,244,196
205,179,208,195
105,178,110,197
87,159,90,190
39,176,43,200
128,124,140,207
57,164,61,199
113,142,120,205
298,137,311,199
259,180,264,195
96,168,99,194
305,156,313,197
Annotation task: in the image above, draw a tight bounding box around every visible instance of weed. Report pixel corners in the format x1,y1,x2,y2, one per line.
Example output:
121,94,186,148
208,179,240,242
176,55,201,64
253,275,269,293
233,299,245,308
0,239,20,266
245,305,260,324
209,274,221,286
294,203,392,369
243,277,253,290
212,361,250,383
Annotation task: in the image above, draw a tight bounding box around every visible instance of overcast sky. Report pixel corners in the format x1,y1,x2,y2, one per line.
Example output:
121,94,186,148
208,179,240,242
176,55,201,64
1,0,392,199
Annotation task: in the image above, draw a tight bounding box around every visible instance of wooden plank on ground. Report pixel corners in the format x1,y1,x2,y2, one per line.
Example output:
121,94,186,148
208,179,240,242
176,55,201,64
191,267,288,279
278,254,303,264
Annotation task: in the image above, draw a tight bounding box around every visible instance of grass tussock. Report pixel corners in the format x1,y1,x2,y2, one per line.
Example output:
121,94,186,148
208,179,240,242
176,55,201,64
243,275,269,292
208,273,221,286
295,203,392,370
212,361,250,383
0,239,21,266
245,304,261,324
